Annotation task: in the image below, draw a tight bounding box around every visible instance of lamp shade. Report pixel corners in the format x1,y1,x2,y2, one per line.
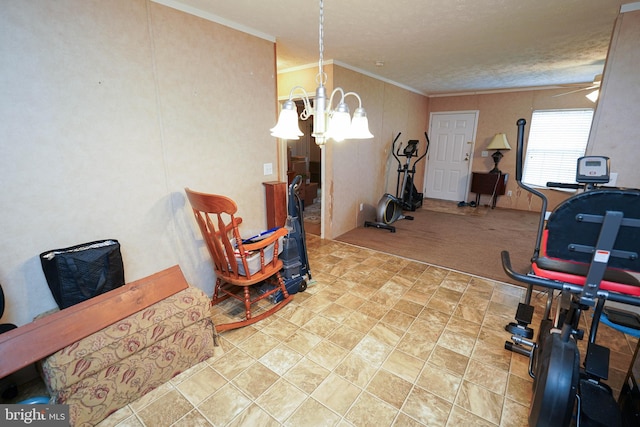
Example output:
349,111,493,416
270,100,303,140
349,108,374,139
486,133,511,150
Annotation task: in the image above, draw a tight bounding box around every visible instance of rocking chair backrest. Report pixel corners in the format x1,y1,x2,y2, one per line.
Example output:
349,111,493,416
185,188,287,284
185,189,247,279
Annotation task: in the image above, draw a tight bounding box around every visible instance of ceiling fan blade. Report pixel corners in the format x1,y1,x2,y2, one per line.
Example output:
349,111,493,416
552,85,598,97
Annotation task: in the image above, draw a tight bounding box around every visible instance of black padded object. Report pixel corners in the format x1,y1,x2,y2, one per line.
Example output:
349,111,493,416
545,189,640,271
40,239,125,309
580,379,622,426
0,283,17,334
0,283,4,318
603,307,640,329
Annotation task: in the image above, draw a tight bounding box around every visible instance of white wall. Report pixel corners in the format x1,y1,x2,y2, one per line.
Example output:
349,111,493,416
0,0,278,326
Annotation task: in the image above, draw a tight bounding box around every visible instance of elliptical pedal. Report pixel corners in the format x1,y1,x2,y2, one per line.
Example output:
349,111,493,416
505,302,535,339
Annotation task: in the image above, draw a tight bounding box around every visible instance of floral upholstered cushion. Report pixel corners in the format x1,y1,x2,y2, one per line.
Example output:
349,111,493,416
40,286,216,427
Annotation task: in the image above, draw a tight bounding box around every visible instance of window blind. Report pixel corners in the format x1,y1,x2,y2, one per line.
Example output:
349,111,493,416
522,109,594,187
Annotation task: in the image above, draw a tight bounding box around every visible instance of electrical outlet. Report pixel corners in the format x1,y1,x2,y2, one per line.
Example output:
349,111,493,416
507,190,513,196
263,163,273,175
359,203,363,211
481,151,489,157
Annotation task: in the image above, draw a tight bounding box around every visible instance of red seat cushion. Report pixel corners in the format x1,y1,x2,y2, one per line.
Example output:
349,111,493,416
533,230,640,297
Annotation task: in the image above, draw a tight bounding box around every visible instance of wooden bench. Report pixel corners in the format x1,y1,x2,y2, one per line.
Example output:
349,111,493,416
0,265,188,379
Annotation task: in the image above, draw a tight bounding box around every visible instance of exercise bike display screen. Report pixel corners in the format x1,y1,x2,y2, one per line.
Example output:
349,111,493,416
576,155,610,184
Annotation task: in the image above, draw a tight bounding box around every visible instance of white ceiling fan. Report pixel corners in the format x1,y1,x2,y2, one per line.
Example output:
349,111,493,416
553,74,602,100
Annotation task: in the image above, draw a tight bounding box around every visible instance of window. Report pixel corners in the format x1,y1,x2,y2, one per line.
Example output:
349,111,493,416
522,109,594,188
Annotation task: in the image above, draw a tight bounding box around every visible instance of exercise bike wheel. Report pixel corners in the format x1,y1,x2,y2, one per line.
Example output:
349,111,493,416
529,333,579,427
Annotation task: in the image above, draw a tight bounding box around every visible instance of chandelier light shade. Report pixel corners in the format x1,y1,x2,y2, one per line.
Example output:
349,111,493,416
486,133,511,173
349,108,374,139
269,100,303,140
270,0,374,145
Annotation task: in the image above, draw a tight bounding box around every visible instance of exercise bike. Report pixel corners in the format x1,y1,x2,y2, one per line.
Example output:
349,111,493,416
365,132,429,232
502,118,640,426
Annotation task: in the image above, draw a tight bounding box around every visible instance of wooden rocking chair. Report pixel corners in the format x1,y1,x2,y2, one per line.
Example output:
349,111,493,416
185,188,293,332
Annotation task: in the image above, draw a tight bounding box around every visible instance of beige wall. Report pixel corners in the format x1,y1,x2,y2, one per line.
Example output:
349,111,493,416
587,7,640,187
0,0,278,325
429,88,598,212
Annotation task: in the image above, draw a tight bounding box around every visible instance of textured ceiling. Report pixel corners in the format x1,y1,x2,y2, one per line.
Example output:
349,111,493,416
156,0,628,95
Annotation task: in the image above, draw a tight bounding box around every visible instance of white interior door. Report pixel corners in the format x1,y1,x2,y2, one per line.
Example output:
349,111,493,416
424,111,478,201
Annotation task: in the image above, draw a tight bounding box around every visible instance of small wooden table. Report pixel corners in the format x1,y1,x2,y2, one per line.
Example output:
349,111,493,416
263,181,287,228
471,172,508,208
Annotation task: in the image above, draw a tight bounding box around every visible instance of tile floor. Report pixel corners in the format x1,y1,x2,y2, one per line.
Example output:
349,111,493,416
98,235,638,427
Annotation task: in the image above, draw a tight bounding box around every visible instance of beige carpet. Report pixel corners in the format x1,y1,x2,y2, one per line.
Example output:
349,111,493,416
422,199,489,217
336,203,541,286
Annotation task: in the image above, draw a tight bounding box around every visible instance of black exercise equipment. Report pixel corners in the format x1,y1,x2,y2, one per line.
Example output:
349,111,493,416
1,283,18,400
365,132,429,232
501,118,640,426
0,284,17,335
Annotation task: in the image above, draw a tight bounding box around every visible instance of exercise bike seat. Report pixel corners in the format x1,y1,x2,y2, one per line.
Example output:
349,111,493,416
533,230,640,296
531,189,640,297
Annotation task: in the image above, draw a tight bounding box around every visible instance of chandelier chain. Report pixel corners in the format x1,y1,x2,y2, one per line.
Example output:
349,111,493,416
270,0,373,143
316,0,326,86
318,0,323,72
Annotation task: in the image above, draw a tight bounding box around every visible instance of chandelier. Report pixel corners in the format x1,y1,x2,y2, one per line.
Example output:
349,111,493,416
270,0,374,145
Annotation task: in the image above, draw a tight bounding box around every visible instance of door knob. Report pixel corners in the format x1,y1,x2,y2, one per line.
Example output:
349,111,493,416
464,154,470,161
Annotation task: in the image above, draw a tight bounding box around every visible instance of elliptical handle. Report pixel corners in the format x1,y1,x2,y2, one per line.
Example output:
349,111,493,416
413,132,431,166
411,132,429,165
516,119,526,182
514,118,548,261
391,132,402,162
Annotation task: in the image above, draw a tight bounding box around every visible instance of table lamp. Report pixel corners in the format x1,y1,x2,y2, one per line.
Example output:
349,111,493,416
486,133,511,173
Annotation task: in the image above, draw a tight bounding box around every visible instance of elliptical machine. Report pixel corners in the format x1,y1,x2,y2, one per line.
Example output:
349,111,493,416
365,132,429,232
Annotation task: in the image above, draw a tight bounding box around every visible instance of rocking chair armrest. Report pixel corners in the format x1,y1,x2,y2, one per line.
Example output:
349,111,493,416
242,227,288,252
230,217,243,230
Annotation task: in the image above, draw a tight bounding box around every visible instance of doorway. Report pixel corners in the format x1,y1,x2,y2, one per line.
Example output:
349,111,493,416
424,111,478,202
287,101,321,236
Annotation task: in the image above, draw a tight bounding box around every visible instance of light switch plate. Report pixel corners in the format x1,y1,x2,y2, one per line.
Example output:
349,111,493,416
263,163,273,175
